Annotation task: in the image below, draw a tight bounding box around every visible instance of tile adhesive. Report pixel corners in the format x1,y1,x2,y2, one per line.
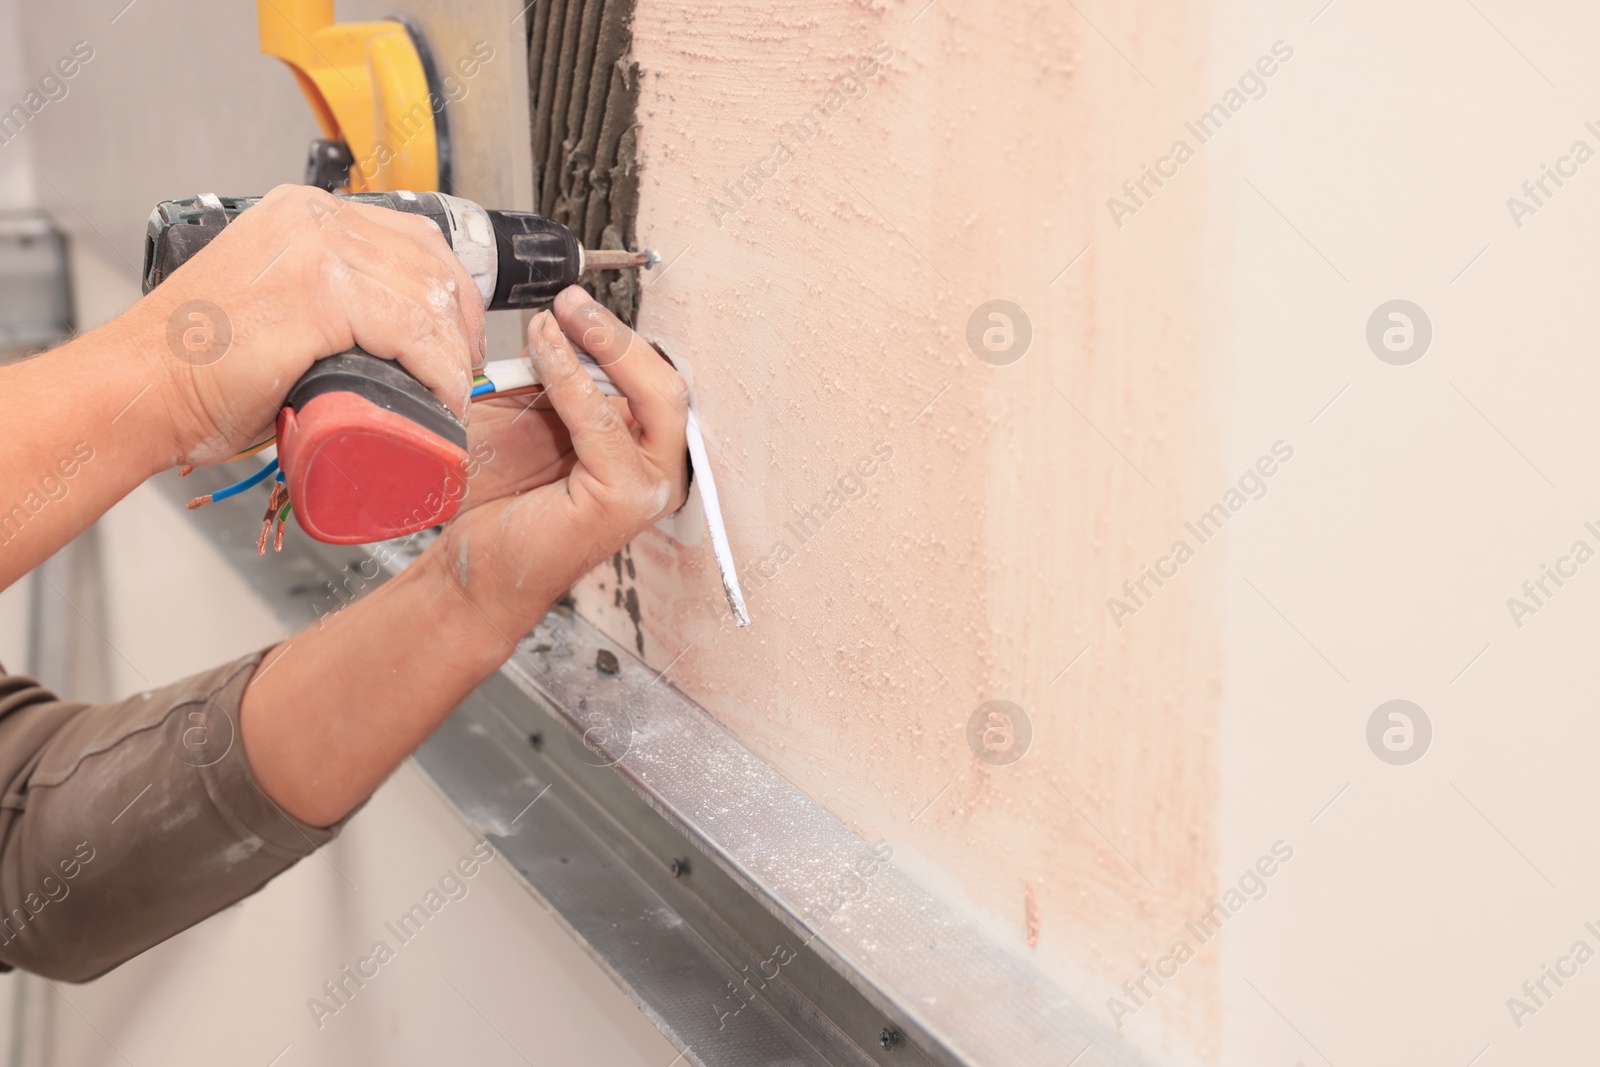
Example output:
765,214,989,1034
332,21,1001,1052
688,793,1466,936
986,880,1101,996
527,0,644,323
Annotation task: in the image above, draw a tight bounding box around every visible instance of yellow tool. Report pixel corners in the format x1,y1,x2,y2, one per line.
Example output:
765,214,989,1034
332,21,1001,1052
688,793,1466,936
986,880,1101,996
256,0,449,193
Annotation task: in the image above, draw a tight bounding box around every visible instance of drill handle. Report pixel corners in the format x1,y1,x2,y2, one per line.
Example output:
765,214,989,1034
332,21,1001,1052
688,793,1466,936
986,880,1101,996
275,348,470,543
142,195,478,544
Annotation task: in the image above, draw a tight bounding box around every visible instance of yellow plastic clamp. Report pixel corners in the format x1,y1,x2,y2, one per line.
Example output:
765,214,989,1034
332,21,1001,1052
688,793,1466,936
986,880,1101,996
256,0,443,192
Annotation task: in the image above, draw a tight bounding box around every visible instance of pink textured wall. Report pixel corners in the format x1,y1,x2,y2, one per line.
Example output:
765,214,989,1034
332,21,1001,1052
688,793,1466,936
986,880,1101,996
570,1,1231,1054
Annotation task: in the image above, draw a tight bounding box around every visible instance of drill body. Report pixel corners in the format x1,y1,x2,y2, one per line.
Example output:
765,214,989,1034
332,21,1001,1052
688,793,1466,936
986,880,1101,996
142,192,605,545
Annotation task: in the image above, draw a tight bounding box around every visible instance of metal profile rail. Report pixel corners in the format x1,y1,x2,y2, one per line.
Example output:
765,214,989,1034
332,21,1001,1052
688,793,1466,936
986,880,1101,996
160,467,1145,1067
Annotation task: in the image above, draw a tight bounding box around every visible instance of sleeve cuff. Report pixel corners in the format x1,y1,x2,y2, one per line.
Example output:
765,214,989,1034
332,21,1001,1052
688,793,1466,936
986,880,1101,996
192,649,364,859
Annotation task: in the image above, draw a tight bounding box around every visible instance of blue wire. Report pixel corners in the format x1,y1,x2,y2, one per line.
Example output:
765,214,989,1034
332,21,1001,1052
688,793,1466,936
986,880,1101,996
471,381,495,398
211,458,280,503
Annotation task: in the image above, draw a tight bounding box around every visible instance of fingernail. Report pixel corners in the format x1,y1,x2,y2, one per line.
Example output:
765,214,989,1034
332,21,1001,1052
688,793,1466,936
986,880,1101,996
540,312,564,344
527,312,552,369
555,283,591,313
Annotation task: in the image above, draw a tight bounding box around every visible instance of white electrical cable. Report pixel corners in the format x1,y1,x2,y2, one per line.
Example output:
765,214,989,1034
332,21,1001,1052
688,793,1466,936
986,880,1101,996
481,356,620,397
685,402,750,626
653,341,749,627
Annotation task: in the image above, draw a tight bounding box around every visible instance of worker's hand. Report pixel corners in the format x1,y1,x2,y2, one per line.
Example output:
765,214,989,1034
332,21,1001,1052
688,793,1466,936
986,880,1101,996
132,184,486,466
430,286,689,635
459,392,584,501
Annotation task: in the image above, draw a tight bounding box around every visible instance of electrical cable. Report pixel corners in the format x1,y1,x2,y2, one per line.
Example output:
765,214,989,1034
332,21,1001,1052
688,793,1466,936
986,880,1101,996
230,436,276,461
180,435,278,478
186,458,279,510
273,498,292,552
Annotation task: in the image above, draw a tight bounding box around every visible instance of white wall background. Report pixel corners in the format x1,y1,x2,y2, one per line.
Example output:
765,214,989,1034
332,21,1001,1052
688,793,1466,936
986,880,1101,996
0,0,33,208
1211,2,1600,1065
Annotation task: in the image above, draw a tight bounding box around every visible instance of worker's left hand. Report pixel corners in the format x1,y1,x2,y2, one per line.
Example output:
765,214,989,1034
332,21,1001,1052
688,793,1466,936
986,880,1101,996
428,286,689,635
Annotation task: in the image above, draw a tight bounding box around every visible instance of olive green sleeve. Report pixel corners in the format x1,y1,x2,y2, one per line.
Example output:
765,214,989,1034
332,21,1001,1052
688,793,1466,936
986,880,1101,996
0,653,348,981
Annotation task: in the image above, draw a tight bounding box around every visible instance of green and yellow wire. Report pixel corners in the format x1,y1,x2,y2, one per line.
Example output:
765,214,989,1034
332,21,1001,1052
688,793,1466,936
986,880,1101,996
229,436,276,461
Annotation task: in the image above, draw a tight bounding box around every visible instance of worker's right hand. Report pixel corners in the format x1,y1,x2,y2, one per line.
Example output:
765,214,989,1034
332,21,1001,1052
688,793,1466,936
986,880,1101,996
130,183,486,467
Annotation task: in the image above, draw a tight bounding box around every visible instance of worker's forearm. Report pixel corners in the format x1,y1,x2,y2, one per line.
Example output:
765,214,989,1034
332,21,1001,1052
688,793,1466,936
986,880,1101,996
0,312,186,588
238,546,550,828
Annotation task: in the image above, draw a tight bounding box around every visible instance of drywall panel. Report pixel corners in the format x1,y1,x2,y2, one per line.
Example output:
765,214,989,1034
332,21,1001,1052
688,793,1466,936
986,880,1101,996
571,0,1600,1063
571,0,1232,1057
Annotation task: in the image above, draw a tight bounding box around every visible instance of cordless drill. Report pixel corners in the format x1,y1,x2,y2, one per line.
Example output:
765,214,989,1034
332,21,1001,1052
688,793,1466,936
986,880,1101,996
141,191,649,545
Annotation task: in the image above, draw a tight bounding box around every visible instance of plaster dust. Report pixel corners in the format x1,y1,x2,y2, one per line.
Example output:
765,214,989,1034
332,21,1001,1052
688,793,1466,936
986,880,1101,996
565,0,1232,1057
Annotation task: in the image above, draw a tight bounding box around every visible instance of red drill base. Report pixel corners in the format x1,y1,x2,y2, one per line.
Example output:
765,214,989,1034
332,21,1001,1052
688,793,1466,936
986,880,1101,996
277,391,469,545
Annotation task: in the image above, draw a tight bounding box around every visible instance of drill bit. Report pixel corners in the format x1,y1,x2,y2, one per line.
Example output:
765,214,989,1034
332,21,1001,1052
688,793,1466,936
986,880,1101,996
581,248,657,271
